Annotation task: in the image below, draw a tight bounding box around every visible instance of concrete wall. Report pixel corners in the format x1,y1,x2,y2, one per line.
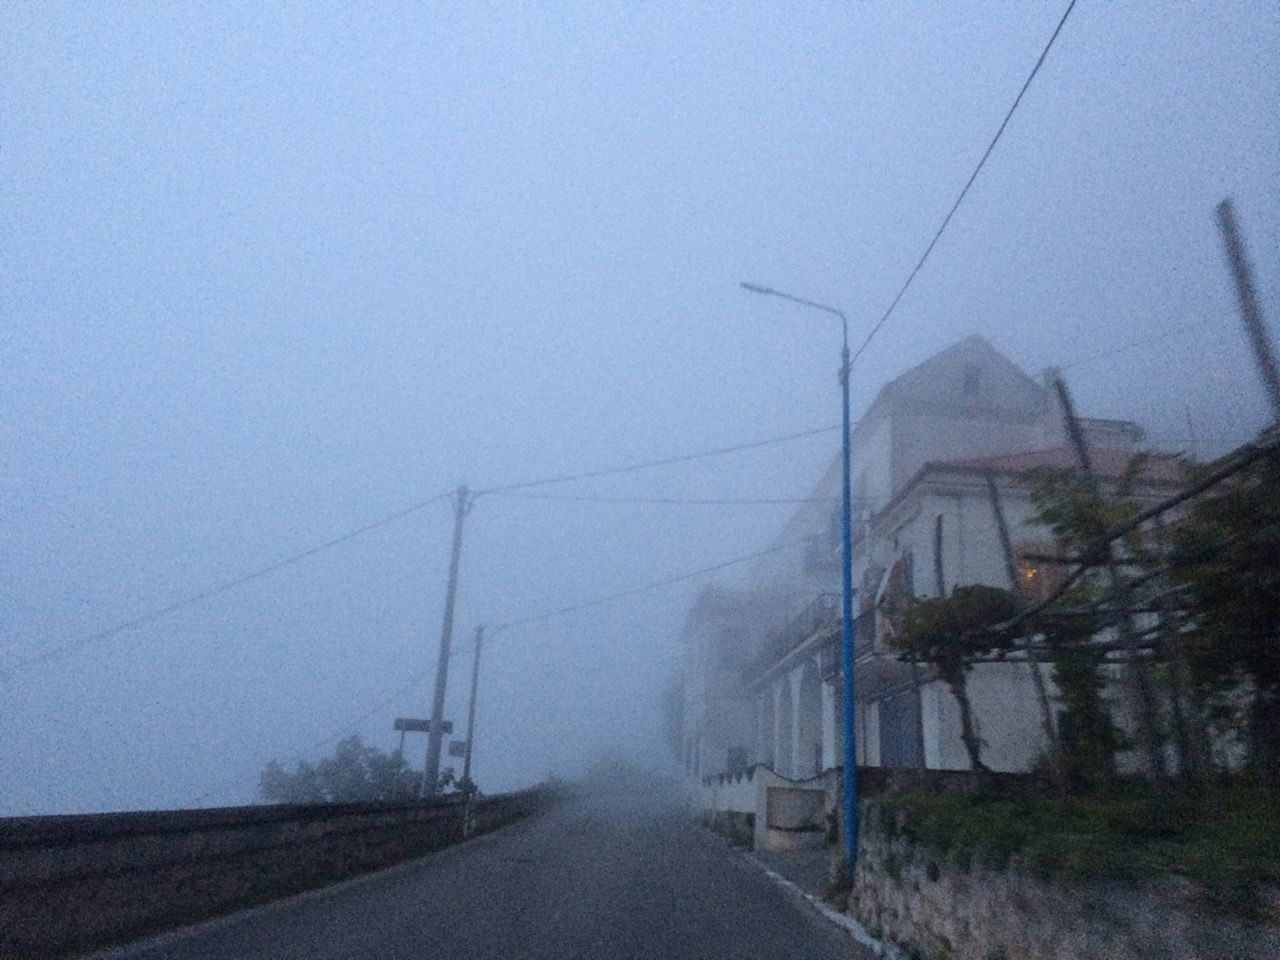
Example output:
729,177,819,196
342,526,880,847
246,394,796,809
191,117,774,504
0,788,550,959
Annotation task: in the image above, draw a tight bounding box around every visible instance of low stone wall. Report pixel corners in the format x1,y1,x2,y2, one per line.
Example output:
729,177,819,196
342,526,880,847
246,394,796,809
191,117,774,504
0,787,550,959
844,800,1280,960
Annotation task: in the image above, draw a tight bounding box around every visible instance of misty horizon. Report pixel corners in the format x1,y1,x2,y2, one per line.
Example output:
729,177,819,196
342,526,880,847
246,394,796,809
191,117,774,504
3,1,1277,817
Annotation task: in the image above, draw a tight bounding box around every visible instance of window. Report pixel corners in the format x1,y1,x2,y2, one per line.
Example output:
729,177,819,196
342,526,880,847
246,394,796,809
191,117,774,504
1015,541,1066,602
962,361,982,398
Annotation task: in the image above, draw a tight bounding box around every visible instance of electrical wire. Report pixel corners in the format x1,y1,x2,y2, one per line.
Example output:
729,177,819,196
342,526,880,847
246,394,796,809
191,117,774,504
482,534,827,639
850,0,1078,368
474,424,840,495
1058,316,1217,371
6,422,840,676
2,492,453,676
485,491,843,506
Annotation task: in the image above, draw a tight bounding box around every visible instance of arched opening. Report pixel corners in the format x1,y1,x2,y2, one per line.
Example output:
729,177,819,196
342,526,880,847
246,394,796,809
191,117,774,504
759,693,776,770
797,659,823,779
777,680,795,778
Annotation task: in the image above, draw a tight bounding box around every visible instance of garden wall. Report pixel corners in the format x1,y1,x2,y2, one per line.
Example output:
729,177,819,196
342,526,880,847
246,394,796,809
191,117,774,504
844,799,1280,960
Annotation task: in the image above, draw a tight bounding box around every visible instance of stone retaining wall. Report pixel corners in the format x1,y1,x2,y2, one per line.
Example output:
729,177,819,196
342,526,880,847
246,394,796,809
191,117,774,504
0,788,550,959
844,800,1280,960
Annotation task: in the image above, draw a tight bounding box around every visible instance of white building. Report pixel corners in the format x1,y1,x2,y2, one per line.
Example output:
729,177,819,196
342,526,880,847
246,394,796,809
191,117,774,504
682,335,1185,787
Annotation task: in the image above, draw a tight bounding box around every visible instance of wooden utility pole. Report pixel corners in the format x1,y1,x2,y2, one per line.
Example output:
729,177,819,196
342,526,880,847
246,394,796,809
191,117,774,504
1216,199,1280,423
423,485,471,797
462,625,484,790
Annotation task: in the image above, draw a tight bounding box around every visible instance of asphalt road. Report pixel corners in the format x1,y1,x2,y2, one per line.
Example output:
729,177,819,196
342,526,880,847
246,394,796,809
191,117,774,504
105,779,870,960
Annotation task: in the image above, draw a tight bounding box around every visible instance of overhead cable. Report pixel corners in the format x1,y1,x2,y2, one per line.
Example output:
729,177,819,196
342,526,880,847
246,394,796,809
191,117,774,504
2,492,453,675
850,0,1078,368
475,424,840,495
1058,316,1216,371
10,423,841,676
484,534,827,638
486,491,843,506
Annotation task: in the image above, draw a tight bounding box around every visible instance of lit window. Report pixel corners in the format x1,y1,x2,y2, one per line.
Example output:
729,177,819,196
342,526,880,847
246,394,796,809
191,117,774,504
1015,542,1065,601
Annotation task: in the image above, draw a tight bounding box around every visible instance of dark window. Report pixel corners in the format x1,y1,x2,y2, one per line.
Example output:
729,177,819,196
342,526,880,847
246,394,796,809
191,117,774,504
962,362,982,398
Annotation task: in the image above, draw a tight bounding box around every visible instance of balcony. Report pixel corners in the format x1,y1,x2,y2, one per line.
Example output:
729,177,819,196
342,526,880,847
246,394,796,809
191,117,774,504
749,593,839,680
748,595,916,690
818,606,916,691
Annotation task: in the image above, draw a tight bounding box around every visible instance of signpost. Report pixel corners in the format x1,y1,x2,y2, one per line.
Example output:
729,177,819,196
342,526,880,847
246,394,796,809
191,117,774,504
393,718,452,734
392,717,452,795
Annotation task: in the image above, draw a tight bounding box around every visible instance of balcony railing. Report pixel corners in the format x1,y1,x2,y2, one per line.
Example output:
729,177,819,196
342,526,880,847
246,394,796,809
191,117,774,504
748,593,838,677
854,607,876,659
748,595,898,683
819,608,877,680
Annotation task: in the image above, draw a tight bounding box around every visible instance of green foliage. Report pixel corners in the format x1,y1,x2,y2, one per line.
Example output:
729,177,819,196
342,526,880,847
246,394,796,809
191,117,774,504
258,735,422,804
1050,647,1124,788
882,852,902,882
1168,439,1280,784
893,585,1021,771
895,585,1022,683
1027,437,1280,784
875,784,1280,918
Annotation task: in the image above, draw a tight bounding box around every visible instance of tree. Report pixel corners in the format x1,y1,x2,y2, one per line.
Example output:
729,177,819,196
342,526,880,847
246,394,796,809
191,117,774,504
1029,457,1169,780
1027,438,1280,785
1169,437,1280,785
259,735,420,804
892,585,1021,772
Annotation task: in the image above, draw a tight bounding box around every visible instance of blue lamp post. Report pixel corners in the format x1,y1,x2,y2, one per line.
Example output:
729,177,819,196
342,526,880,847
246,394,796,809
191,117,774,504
740,282,859,870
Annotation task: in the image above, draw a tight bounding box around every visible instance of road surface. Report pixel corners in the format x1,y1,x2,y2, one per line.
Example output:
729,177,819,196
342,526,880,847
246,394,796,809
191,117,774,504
104,779,870,960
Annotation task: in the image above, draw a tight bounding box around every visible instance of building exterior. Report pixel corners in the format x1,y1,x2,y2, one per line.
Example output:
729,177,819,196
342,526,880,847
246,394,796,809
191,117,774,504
681,335,1186,791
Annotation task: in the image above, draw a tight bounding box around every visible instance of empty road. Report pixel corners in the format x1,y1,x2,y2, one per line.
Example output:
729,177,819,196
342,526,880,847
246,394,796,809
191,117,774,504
102,778,869,960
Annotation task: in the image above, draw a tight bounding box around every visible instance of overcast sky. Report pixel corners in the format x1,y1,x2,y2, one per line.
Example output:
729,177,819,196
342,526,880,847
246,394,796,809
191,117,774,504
3,2,1277,815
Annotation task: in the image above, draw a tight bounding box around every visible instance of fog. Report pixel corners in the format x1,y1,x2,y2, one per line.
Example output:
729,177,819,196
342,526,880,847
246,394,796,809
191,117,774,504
3,2,1277,815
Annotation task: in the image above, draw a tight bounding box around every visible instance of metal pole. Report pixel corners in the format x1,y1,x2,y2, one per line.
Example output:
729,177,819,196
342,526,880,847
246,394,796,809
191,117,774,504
839,326,860,870
395,728,407,799
423,485,470,797
1215,199,1280,423
462,625,484,789
739,282,859,869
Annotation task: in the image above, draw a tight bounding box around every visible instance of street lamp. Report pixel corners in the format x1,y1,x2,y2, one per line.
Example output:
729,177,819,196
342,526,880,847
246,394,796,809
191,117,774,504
740,281,860,871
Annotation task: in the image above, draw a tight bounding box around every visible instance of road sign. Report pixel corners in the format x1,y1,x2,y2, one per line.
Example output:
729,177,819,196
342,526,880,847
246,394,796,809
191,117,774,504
394,717,453,734
447,739,467,758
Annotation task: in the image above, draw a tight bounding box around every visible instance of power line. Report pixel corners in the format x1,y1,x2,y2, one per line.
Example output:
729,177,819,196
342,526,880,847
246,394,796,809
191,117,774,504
486,491,844,506
1058,316,1216,371
2,492,453,676
483,535,826,638
850,0,1078,368
475,424,840,495
9,423,841,677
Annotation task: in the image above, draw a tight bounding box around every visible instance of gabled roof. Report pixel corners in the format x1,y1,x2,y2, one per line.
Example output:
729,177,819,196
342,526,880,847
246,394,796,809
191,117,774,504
862,334,1047,422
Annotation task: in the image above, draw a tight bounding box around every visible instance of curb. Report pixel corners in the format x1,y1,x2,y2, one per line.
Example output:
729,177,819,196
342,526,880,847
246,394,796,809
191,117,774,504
694,819,901,960
747,856,904,960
